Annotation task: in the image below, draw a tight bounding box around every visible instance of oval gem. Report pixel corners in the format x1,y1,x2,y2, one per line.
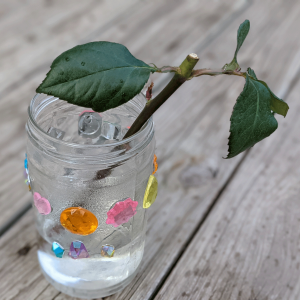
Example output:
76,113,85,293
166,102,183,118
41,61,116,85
60,207,98,235
143,175,158,209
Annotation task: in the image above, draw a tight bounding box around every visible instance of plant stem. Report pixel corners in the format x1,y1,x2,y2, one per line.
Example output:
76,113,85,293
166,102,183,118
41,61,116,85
123,54,199,139
123,58,246,139
191,68,246,78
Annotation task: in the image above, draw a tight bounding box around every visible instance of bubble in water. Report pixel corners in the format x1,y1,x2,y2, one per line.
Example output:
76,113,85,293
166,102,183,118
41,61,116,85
78,112,103,139
101,122,120,140
47,127,65,139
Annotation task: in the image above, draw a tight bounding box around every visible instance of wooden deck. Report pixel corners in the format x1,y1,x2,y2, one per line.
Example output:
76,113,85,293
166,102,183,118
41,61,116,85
1,0,300,299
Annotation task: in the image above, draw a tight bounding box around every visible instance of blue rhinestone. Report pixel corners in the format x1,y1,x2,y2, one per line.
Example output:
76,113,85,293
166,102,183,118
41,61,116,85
52,242,64,258
24,155,28,170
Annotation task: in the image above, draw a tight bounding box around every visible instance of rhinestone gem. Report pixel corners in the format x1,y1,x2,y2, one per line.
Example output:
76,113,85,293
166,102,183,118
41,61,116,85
33,192,51,215
24,154,28,169
25,180,31,191
152,154,158,175
52,242,64,258
101,245,115,258
68,241,89,259
60,207,98,235
106,198,138,227
143,175,158,209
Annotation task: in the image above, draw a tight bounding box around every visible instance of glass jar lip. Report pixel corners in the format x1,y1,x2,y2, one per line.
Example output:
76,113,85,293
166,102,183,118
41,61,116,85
28,93,153,150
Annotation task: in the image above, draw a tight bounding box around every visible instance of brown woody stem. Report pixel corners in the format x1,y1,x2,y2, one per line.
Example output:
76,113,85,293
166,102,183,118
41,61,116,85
123,53,199,139
123,57,246,139
191,68,246,78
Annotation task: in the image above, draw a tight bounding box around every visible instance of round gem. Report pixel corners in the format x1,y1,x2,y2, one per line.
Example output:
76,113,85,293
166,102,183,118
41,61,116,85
143,175,158,209
60,207,98,235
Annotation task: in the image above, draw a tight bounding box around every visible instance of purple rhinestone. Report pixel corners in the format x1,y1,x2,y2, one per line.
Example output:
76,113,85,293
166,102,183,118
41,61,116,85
68,241,89,259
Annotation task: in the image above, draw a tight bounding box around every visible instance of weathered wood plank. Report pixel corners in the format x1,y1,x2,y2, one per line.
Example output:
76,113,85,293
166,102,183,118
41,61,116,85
0,0,239,93
0,0,140,95
69,0,300,299
0,75,244,299
0,0,240,97
0,1,248,297
1,1,300,299
0,0,241,231
154,80,300,300
153,9,300,300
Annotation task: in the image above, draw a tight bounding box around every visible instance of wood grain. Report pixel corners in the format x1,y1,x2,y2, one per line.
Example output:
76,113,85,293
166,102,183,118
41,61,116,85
50,0,300,299
0,0,239,96
0,78,244,300
1,0,299,300
0,0,240,231
153,4,300,300
154,77,300,300
0,1,248,298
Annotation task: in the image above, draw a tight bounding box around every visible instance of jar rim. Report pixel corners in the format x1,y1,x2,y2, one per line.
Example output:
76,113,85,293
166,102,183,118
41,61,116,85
28,93,152,148
26,93,154,164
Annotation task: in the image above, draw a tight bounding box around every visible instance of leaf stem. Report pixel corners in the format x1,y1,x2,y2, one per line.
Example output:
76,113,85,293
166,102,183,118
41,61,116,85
155,66,180,73
191,68,246,78
123,54,199,139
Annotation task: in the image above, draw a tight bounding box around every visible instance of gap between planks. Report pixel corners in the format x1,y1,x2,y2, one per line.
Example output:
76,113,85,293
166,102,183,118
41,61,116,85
0,0,244,235
154,70,300,300
112,0,300,298
152,1,300,299
5,1,300,298
1,0,298,299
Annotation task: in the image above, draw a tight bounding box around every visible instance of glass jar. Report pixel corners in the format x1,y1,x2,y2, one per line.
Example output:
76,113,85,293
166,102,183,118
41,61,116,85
26,93,155,299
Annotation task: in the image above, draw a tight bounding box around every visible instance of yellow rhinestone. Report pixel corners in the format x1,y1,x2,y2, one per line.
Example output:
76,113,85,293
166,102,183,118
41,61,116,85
143,175,158,209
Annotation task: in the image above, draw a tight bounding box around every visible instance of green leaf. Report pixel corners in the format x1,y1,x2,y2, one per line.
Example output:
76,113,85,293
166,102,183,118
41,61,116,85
223,20,250,71
227,74,278,158
247,68,289,117
247,67,257,80
234,19,250,60
267,86,289,117
36,42,156,112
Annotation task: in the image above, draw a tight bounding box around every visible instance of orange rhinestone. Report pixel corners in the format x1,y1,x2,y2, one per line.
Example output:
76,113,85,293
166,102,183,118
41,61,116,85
60,207,98,235
152,154,158,175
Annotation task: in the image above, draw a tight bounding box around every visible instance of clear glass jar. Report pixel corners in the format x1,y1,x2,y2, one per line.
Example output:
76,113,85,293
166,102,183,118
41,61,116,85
26,93,155,299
